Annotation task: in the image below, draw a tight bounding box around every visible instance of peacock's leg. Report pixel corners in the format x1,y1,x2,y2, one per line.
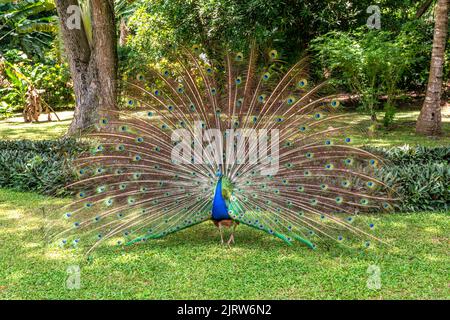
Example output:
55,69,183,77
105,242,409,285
218,223,224,244
227,223,237,245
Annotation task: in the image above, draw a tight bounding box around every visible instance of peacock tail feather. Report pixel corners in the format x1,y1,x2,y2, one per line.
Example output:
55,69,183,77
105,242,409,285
51,44,395,254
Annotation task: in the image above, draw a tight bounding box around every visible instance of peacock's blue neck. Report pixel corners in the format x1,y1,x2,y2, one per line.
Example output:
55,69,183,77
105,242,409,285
211,177,230,221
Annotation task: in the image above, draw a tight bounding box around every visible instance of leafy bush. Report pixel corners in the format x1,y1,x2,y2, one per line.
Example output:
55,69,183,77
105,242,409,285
0,49,74,112
311,24,432,125
365,145,450,165
364,145,449,212
0,138,87,195
379,163,449,212
0,140,447,212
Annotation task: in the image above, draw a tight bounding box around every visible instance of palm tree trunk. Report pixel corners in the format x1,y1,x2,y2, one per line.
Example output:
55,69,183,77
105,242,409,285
416,0,449,136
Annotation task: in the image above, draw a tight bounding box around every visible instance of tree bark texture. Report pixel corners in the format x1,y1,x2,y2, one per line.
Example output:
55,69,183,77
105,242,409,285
416,0,449,136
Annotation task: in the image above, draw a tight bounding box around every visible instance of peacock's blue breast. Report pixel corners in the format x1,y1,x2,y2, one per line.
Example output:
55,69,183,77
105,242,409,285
211,178,230,221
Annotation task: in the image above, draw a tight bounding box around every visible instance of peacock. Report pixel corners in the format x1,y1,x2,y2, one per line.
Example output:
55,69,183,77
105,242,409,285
52,44,394,254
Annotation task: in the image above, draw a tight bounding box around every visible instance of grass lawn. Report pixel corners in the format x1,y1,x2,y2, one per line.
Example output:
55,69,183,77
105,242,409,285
0,188,448,299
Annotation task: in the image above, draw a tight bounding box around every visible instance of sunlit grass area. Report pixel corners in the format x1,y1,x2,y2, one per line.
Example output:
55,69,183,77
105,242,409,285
0,109,448,146
0,188,448,299
0,111,73,140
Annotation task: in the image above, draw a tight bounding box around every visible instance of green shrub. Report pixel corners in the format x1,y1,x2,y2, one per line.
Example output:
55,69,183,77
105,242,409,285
379,163,449,212
364,145,449,212
364,145,449,165
0,141,447,212
0,138,87,195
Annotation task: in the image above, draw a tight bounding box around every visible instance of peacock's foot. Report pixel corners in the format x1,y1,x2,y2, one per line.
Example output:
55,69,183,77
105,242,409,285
227,233,235,245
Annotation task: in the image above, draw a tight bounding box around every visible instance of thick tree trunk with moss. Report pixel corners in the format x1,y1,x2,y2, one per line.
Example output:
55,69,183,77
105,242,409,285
416,0,449,136
55,0,117,135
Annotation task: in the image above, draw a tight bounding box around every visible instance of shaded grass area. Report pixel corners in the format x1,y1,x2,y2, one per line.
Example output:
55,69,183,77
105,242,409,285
0,188,448,299
0,110,448,146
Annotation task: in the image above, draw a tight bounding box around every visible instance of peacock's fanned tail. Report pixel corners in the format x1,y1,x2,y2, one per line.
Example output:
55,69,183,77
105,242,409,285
51,45,395,253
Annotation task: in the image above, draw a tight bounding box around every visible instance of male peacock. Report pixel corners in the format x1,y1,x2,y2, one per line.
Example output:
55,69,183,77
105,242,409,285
53,44,394,254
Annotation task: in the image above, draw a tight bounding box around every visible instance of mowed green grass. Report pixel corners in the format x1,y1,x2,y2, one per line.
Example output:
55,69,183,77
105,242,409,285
0,188,448,299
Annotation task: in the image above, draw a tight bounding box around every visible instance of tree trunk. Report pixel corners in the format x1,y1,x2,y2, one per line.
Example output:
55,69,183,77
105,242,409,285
416,0,448,136
55,0,117,135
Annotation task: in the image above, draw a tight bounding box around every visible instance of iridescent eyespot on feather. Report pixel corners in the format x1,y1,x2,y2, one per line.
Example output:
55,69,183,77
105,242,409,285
262,72,270,81
344,158,353,165
73,222,80,228
325,139,332,145
344,137,352,143
369,159,378,167
325,163,334,170
360,198,369,205
78,169,85,175
258,94,266,103
341,180,350,188
304,170,311,176
269,49,278,59
235,76,242,85
116,144,125,151
192,44,201,53
177,86,184,93
366,181,375,188
236,98,243,107
286,96,296,105
136,137,144,143
369,223,375,229
97,186,106,193
147,111,153,117
297,186,305,192
189,103,196,111
338,235,343,241
330,99,340,108
235,52,244,61
297,79,307,88
299,126,307,132
163,70,170,77
64,213,71,218
133,154,141,161
119,125,128,132
306,152,314,158
346,217,354,223
313,113,323,120
335,196,343,204
206,67,213,74
320,184,328,190
136,74,144,81
127,99,134,106
364,241,371,248
210,87,217,95
276,117,283,123
100,118,108,125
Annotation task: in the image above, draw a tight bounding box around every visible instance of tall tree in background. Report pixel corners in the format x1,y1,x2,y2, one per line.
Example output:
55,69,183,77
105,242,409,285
416,0,449,135
55,0,117,134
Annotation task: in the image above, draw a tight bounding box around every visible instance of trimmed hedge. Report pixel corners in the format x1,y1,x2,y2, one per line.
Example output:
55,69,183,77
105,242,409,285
0,140,448,212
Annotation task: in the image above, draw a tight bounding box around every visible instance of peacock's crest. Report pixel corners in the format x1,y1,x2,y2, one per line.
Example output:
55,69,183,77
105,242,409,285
50,44,395,255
